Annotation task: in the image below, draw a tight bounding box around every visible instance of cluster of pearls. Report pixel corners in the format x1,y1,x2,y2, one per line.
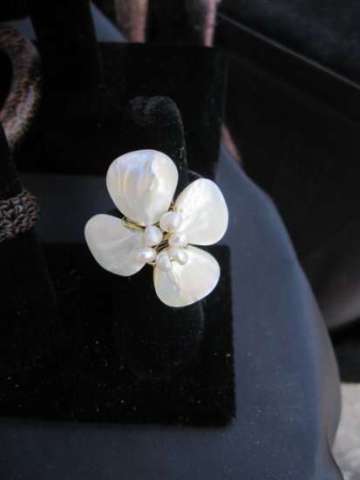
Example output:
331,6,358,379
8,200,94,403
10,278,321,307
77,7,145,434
135,210,188,272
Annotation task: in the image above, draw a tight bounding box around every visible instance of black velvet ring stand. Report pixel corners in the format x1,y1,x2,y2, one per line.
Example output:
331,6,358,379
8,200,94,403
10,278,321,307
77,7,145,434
0,4,342,479
0,126,61,406
65,96,234,425
2,33,234,423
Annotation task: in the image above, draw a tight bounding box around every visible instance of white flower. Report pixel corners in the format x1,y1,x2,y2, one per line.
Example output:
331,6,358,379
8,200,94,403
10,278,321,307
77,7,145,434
84,150,229,307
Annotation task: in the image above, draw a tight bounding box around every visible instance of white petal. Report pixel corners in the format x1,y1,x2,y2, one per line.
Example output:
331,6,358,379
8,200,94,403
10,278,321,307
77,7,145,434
106,150,178,226
84,214,145,276
174,178,228,246
154,246,220,307
159,211,182,232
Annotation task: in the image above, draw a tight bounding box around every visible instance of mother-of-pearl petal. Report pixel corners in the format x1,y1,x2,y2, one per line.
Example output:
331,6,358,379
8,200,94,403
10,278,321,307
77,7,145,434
84,214,145,276
106,150,178,226
174,178,228,246
153,246,220,307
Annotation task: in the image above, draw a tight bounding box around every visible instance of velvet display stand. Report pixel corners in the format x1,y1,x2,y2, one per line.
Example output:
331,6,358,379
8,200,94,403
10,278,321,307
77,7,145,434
0,7,342,480
0,126,62,410
33,94,235,425
0,18,233,423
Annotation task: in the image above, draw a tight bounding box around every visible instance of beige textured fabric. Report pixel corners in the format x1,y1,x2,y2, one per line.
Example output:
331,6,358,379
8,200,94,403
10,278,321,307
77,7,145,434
114,0,148,42
334,384,360,479
113,0,222,44
0,27,41,150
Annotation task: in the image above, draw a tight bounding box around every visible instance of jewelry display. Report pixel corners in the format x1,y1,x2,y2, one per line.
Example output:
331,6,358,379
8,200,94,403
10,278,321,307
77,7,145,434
85,149,228,307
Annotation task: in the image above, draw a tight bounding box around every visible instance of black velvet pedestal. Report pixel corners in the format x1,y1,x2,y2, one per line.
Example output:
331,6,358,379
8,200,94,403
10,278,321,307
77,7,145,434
0,10,342,480
0,125,62,414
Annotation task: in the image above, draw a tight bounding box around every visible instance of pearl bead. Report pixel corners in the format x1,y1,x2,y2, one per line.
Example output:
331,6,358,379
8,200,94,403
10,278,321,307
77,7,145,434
159,211,182,232
168,247,188,265
156,251,173,272
144,225,163,247
168,232,187,248
136,247,156,264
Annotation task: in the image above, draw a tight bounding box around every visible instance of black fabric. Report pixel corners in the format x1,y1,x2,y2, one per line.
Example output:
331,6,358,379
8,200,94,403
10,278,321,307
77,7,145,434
0,1,28,21
333,322,360,382
217,12,360,123
0,127,20,200
30,0,102,89
0,125,60,411
216,15,360,333
147,0,204,44
221,0,360,85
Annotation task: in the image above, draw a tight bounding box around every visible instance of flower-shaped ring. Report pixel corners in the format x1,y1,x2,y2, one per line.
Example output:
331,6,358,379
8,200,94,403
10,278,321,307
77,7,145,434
84,150,229,307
